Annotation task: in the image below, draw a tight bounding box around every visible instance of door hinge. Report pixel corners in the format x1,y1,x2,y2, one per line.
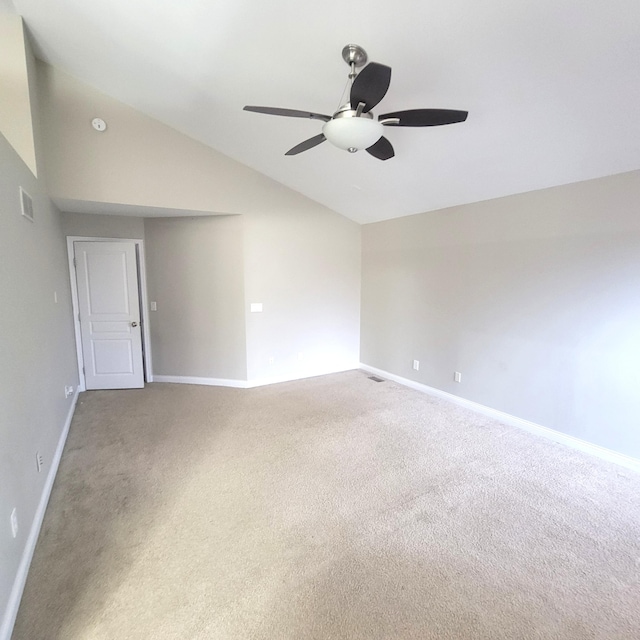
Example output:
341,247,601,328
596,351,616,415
73,257,77,267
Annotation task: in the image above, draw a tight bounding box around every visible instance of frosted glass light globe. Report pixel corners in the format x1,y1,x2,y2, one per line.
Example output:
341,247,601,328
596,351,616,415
322,116,383,152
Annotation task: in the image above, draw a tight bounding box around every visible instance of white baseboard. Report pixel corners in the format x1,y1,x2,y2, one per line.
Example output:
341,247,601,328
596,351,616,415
153,365,360,390
153,375,247,388
0,390,79,640
245,365,359,389
360,364,640,474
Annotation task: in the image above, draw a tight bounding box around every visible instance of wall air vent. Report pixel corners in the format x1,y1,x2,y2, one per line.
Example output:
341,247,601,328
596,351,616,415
20,187,34,222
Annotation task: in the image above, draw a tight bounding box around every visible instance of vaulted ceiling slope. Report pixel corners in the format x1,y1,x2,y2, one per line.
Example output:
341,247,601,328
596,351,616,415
8,0,640,223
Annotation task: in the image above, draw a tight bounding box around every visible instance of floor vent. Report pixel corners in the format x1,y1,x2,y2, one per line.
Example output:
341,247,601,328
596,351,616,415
368,376,385,383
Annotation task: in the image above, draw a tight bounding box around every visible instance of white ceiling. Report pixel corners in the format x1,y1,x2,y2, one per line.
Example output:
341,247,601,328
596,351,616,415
8,0,640,223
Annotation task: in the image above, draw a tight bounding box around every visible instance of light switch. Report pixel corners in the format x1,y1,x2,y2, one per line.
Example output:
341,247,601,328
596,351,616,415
250,303,263,313
150,301,157,311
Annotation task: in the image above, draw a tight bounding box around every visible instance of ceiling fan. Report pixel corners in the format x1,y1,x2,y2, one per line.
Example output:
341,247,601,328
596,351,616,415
244,44,468,161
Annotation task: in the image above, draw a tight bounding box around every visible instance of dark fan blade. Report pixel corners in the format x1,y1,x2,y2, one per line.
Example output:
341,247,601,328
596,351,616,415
244,106,331,122
285,134,326,156
350,62,391,113
366,136,394,161
379,109,468,127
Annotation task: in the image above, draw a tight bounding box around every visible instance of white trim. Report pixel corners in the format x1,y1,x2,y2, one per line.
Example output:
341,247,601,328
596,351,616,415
0,390,79,640
66,237,153,390
135,241,153,382
153,375,248,389
66,238,84,390
245,365,359,389
360,364,640,474
153,365,360,390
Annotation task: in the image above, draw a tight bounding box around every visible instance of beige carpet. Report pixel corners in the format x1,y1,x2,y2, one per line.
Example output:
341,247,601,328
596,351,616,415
12,371,640,639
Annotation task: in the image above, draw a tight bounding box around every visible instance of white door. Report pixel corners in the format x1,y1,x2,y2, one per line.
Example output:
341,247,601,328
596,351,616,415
74,241,144,389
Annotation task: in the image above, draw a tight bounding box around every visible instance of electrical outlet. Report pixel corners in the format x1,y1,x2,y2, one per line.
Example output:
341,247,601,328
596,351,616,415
10,508,18,538
64,385,74,398
268,356,275,365
150,301,157,311
454,371,462,383
36,452,44,473
413,360,420,371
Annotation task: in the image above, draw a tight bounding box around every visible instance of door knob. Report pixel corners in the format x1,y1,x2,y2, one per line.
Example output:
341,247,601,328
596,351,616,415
131,321,138,327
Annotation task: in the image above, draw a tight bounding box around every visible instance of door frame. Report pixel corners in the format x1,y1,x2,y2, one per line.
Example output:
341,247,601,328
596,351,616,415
67,236,153,391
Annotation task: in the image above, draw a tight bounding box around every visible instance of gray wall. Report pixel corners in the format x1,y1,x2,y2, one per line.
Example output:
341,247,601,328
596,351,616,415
143,209,361,384
361,170,640,458
39,60,363,386
37,61,344,217
61,211,144,239
244,209,361,382
0,14,37,176
0,133,78,634
144,216,247,380
1,22,78,634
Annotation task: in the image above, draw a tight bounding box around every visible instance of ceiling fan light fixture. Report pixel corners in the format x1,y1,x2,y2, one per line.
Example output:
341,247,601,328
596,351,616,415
322,114,383,152
244,44,467,160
